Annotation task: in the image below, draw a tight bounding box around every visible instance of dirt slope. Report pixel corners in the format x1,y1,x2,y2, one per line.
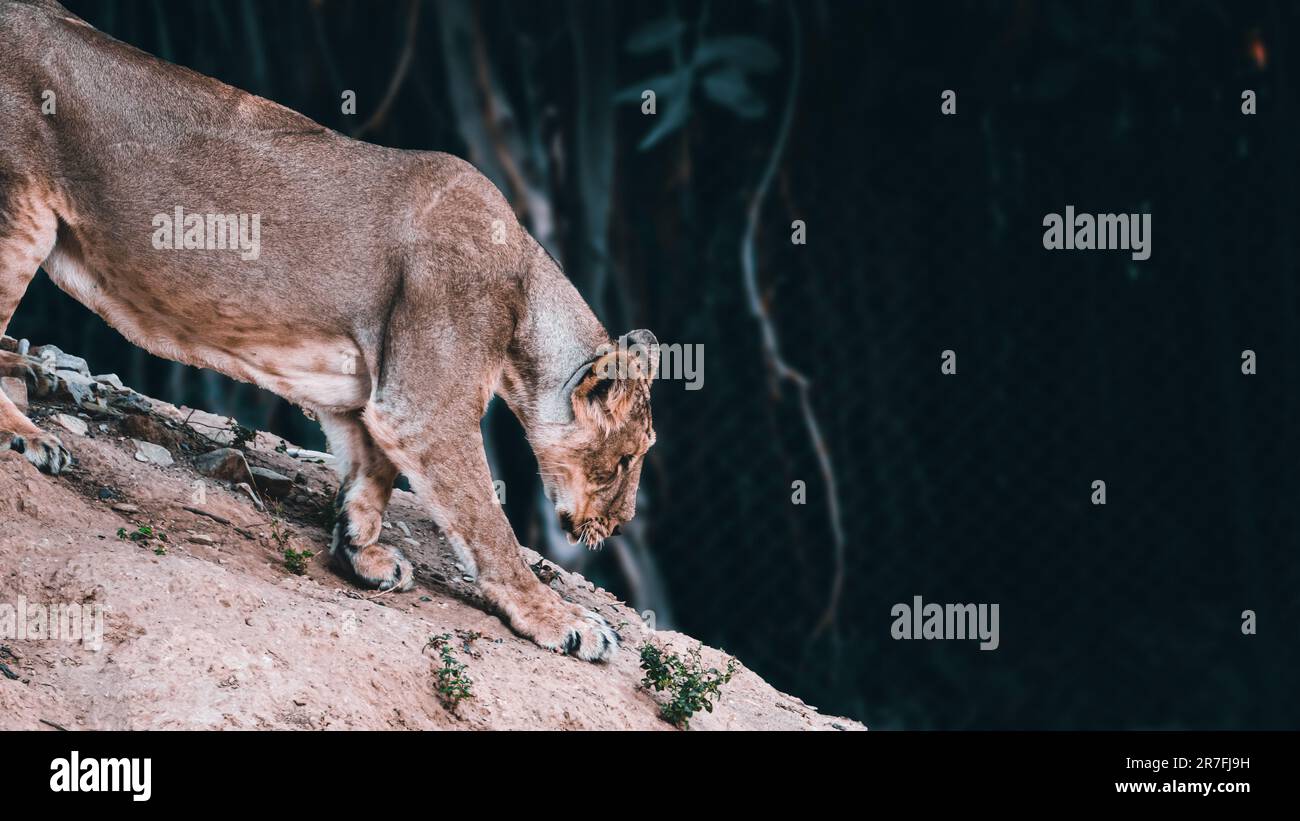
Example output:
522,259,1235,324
0,341,862,731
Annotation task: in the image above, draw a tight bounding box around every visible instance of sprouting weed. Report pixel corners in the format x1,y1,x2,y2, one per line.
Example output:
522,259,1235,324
426,633,474,710
638,641,738,729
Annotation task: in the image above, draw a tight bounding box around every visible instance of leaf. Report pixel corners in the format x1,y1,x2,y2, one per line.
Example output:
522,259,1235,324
702,68,767,119
626,18,686,55
693,35,781,73
638,91,691,150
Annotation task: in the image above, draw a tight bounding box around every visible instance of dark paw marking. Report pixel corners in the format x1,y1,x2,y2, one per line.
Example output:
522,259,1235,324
566,610,619,662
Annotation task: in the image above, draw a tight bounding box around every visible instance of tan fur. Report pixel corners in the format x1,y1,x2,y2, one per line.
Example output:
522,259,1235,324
0,0,657,660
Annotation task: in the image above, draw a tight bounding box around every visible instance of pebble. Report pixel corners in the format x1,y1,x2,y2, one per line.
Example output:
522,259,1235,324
111,503,139,514
52,369,101,406
194,448,248,482
248,467,293,499
132,439,174,467
31,345,91,376
53,413,88,437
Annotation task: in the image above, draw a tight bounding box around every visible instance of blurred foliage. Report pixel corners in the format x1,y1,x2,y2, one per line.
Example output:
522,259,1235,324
616,9,781,148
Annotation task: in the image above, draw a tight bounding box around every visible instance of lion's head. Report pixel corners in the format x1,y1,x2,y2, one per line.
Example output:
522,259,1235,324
536,329,658,547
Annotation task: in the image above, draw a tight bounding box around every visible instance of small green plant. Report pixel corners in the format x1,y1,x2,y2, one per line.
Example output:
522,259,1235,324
639,641,738,729
269,502,291,547
427,633,474,710
117,524,166,545
283,547,314,575
153,545,167,556
226,419,255,449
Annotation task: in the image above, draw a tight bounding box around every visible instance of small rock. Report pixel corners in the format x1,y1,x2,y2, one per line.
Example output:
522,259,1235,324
96,487,115,500
32,345,90,376
53,413,88,437
234,482,265,511
108,392,152,415
132,439,173,467
188,534,216,545
111,503,139,514
50,369,100,407
285,447,335,463
194,448,249,482
248,467,293,499
93,373,125,391
180,408,237,445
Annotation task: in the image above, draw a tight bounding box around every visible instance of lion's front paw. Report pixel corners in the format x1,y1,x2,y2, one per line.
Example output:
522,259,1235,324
500,590,620,662
333,541,414,592
8,430,72,475
330,500,414,591
330,518,414,591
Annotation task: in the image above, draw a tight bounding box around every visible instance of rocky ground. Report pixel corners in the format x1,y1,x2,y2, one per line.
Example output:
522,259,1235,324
0,337,862,731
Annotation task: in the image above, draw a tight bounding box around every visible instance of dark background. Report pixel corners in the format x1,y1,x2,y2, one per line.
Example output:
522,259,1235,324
13,0,1299,729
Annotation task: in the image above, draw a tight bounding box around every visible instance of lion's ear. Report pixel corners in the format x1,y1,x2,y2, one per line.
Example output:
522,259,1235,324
570,350,628,432
568,331,657,431
619,329,659,382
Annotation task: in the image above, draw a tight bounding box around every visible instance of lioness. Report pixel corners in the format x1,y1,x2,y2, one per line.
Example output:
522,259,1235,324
0,0,657,661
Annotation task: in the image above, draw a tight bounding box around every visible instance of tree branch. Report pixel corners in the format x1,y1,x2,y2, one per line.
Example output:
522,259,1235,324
353,0,422,139
739,3,846,635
